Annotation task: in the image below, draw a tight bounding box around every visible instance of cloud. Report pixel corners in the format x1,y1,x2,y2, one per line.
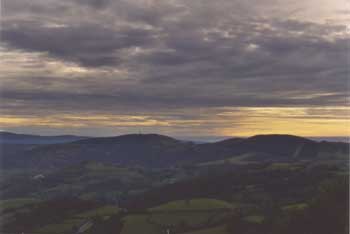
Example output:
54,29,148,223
1,21,159,67
75,0,113,9
1,107,349,137
0,0,349,136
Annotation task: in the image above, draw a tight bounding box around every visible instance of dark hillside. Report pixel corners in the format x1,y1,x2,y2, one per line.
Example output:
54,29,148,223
1,133,348,170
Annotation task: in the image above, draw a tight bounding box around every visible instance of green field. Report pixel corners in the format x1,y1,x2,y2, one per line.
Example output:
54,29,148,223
120,198,234,234
243,215,265,224
150,212,216,226
0,198,39,211
2,204,120,234
35,218,86,234
149,198,234,211
198,153,259,166
76,205,120,218
282,203,308,211
182,225,228,234
121,212,228,234
121,215,162,234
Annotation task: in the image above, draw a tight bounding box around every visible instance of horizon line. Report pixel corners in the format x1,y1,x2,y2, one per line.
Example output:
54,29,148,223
1,130,349,141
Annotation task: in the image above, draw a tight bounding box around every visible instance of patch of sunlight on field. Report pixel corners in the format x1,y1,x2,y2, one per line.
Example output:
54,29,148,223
282,203,308,211
243,215,265,224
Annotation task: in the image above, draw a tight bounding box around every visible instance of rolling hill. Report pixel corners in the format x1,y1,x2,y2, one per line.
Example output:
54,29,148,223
1,133,348,170
0,131,87,144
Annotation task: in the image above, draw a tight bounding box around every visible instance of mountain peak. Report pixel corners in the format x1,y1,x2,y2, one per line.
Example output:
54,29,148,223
76,133,179,145
246,134,314,144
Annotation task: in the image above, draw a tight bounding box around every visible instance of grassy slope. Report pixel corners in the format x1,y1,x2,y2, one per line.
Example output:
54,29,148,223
149,198,234,211
0,198,39,211
182,225,228,234
198,153,257,166
121,215,161,234
33,205,119,234
121,198,234,234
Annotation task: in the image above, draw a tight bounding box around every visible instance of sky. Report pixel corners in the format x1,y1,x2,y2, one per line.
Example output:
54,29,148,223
0,0,349,138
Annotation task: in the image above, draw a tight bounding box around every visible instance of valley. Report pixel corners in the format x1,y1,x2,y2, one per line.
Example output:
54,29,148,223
0,133,348,234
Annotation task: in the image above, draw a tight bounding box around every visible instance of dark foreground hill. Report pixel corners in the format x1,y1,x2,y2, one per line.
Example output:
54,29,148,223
1,133,348,169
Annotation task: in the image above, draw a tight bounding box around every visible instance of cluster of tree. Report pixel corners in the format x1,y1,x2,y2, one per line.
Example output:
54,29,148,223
124,165,336,210
2,198,102,233
227,176,349,234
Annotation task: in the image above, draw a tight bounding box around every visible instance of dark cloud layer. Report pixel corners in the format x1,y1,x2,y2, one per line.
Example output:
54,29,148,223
2,21,158,67
0,0,349,136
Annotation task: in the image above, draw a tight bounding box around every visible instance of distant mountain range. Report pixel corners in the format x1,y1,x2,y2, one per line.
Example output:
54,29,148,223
1,131,348,144
0,131,88,144
1,132,348,170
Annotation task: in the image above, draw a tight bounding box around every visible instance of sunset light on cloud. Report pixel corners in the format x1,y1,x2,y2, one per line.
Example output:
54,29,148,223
1,0,349,138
